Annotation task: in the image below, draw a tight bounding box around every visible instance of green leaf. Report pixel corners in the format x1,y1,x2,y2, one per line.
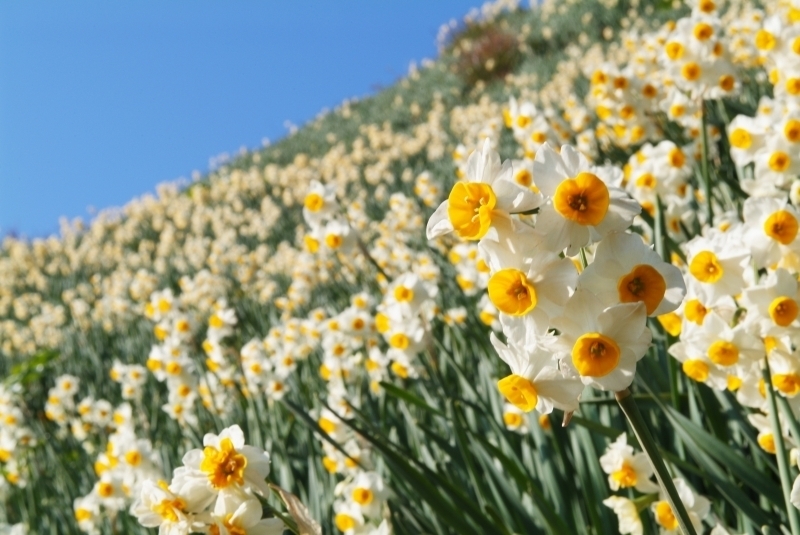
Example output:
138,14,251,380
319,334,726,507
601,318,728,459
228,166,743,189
379,381,445,417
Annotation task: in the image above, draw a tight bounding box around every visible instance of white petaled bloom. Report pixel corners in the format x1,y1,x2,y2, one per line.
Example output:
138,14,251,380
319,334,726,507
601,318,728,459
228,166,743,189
74,495,101,535
727,114,767,167
210,493,285,535
680,312,762,372
340,471,390,519
748,411,791,454
578,231,686,316
769,349,800,398
480,222,578,328
532,144,641,256
180,425,271,496
553,290,652,391
333,500,365,534
603,496,643,535
426,138,542,242
599,433,660,493
740,268,800,337
667,339,729,390
684,232,748,303
742,197,800,268
131,479,200,534
385,273,438,318
501,403,530,434
303,180,338,227
651,478,709,534
791,472,800,511
491,332,583,414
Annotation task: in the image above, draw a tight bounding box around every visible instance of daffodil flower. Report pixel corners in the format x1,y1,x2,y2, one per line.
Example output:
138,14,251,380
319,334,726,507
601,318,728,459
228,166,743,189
532,144,640,256
553,290,651,391
490,332,583,414
578,231,686,316
426,139,542,241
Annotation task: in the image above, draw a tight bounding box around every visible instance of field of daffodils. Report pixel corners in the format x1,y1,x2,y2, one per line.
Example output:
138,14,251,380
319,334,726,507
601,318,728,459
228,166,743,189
3,0,800,533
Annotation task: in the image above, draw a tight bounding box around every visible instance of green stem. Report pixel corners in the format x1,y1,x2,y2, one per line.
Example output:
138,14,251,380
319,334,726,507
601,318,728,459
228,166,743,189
778,395,800,451
616,388,698,535
579,247,589,270
700,102,714,227
762,359,800,535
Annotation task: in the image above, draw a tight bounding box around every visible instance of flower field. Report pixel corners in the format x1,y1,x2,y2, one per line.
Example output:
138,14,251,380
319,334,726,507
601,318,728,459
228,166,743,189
3,0,800,533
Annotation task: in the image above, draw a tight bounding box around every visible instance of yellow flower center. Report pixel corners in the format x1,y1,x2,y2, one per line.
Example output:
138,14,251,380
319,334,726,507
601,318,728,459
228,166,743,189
497,374,539,412
394,286,414,302
657,312,682,336
785,120,800,143
655,501,678,530
727,374,742,391
98,482,114,498
304,235,319,253
665,41,684,60
755,29,776,50
774,373,800,396
391,361,409,378
708,340,739,366
617,264,666,315
611,462,638,488
304,192,324,212
352,487,374,505
770,151,791,172
487,269,538,316
719,75,735,92
503,412,523,427
693,22,713,41
75,508,93,522
572,333,621,377
729,128,752,149
209,515,246,535
447,182,497,240
325,234,343,249
683,359,710,382
389,333,409,350
669,147,686,168
199,438,247,489
515,169,533,187
681,62,702,81
669,104,685,118
336,513,358,532
124,451,142,467
635,173,656,189
689,251,724,283
764,210,798,244
769,296,799,326
758,433,776,454
699,0,715,12
375,313,389,333
152,498,186,523
479,310,496,326
553,172,610,226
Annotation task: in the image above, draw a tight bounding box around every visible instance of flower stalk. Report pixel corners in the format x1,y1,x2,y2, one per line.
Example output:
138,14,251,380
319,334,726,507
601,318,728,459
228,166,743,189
762,359,800,535
615,388,697,535
700,102,713,227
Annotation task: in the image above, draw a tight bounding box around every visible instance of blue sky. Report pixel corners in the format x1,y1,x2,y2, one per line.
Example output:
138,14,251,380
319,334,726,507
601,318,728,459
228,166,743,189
0,1,481,238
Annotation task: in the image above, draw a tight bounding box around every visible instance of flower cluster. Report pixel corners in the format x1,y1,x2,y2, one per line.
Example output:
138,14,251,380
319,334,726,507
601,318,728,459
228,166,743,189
0,385,32,499
428,139,685,416
131,425,285,535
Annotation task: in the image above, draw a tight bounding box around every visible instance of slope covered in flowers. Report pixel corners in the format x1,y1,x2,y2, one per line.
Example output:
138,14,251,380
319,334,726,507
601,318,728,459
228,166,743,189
3,0,800,533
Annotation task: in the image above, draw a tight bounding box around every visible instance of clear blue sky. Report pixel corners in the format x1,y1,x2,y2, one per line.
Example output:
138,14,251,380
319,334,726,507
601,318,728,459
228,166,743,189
0,1,481,238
